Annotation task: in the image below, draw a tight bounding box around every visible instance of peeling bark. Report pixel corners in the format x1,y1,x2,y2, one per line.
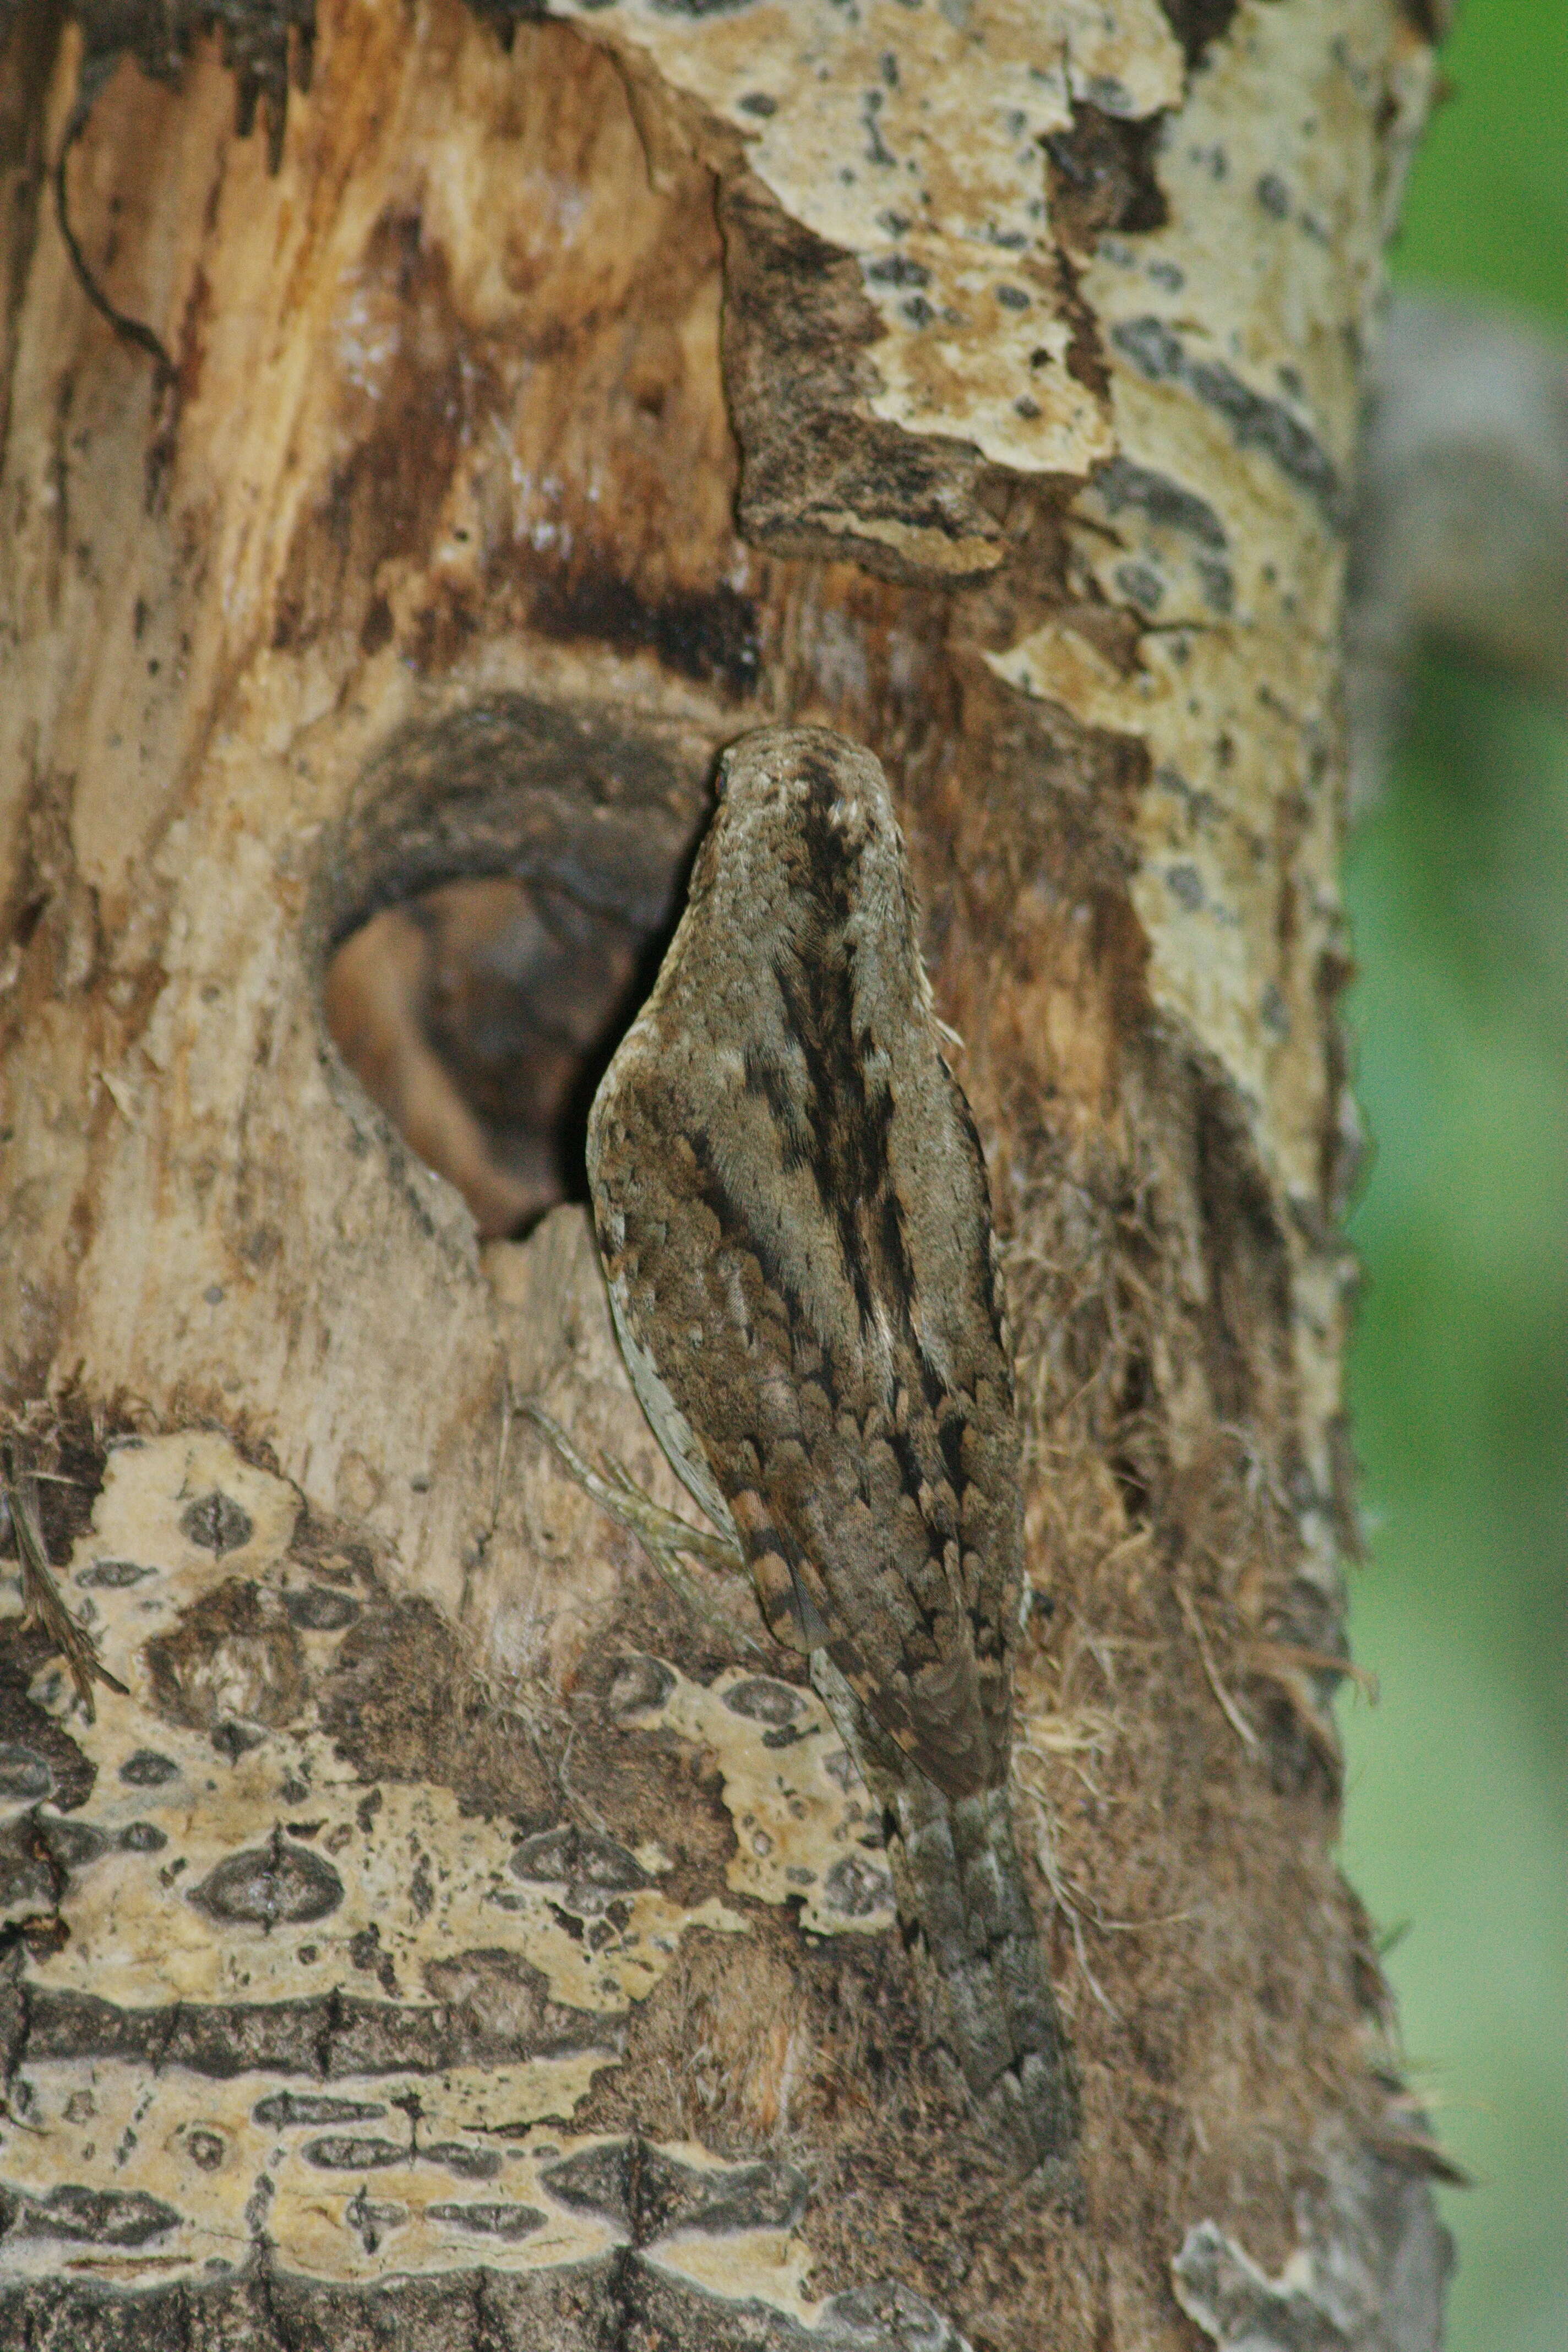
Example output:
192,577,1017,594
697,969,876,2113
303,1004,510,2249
1,3,1451,2345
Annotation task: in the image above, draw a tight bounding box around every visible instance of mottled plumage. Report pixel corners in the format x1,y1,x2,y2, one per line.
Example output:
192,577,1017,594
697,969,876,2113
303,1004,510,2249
586,726,1076,2170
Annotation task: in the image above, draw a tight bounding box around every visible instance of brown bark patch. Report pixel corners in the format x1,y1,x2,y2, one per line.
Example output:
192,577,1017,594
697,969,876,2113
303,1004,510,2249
1158,0,1242,70
273,204,503,660
1045,106,1170,251
143,1575,309,1739
320,1589,549,1822
719,172,1007,584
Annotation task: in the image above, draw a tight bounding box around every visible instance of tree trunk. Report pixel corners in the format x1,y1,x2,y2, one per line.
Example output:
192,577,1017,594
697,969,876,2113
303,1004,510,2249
0,4,1454,2347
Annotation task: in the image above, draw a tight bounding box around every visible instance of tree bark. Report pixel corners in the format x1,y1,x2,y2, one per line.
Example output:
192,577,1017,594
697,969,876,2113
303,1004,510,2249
0,4,1454,2347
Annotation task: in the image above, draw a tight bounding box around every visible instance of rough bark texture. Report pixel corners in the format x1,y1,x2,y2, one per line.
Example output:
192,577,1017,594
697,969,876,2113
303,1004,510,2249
0,4,1452,2347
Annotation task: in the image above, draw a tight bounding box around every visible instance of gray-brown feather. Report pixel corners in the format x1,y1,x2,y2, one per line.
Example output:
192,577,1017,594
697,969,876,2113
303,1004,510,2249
587,726,1021,1800
587,726,1076,2170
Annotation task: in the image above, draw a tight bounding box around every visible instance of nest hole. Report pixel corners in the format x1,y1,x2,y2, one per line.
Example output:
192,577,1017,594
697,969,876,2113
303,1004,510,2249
324,872,660,1240
315,696,711,1239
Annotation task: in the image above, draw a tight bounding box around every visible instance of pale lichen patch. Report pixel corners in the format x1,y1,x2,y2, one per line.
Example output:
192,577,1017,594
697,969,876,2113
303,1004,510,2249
981,2,1434,1608
557,0,1183,478
618,1660,896,1938
647,2224,821,2329
1,2074,624,2287
264,2126,619,2286
17,1433,744,2020
0,1431,787,2290
988,2,1434,1187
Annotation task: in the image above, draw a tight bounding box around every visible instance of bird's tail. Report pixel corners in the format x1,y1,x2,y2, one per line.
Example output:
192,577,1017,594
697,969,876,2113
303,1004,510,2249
812,1659,1080,2176
888,1773,1081,2174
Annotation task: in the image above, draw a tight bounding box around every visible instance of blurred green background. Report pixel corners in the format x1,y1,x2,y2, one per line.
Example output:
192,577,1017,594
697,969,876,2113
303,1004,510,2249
1336,4,1567,2350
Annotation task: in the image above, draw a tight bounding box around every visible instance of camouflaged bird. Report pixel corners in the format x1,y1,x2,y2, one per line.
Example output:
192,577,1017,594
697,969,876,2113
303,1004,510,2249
585,725,1078,2171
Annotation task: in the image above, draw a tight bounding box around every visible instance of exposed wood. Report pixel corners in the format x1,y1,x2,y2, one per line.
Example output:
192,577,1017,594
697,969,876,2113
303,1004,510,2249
0,3,1451,2345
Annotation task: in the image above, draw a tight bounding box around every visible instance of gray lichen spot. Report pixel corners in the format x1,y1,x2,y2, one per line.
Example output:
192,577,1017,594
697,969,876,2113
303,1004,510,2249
180,1491,255,1555
722,1676,802,1726
822,1853,894,1917
816,2279,970,2349
540,2139,809,2240
282,1583,361,1631
540,2140,633,2225
605,1653,674,1717
344,2186,405,2253
211,1716,270,1761
649,1,761,19
117,1819,168,1852
510,1825,646,1895
1112,313,1185,382
427,2200,547,2239
12,2184,182,2246
1110,317,1345,524
144,1575,307,1736
1166,864,1206,911
189,1832,345,1928
424,2141,504,2180
1197,558,1235,613
303,2135,406,2171
0,1745,53,1801
507,1826,574,1885
252,2092,388,2127
1260,984,1292,1041
119,1747,180,1784
1153,766,1220,829
568,1833,648,1897
643,2152,809,2237
1187,360,1343,521
37,1815,109,1868
74,1558,158,1588
1094,456,1227,548
865,254,930,288
1114,560,1166,612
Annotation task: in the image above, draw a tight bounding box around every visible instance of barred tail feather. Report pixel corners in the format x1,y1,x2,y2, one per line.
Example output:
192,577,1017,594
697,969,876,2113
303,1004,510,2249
893,1778,1080,2171
812,1659,1079,2175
